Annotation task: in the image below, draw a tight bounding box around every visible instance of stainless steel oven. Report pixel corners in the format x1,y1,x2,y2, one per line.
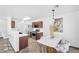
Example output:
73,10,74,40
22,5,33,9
32,31,36,39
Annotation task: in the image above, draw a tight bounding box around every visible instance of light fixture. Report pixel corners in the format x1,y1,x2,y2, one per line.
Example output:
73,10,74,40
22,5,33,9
52,9,55,20
21,16,31,23
52,5,59,20
23,16,31,21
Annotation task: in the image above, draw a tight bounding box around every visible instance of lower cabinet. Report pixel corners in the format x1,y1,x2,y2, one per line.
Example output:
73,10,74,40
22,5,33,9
29,32,43,40
29,32,32,37
19,36,28,50
36,32,43,40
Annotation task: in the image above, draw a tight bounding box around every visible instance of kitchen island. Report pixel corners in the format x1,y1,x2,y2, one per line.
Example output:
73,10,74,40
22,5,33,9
9,30,28,52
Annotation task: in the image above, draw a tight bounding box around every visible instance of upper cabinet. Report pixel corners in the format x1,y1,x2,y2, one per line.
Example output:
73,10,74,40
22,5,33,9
32,21,43,28
11,20,15,28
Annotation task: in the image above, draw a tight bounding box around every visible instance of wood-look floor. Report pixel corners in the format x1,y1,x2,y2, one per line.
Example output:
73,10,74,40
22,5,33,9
0,38,79,53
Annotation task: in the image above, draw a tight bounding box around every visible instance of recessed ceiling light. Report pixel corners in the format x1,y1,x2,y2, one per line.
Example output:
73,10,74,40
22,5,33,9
23,17,31,20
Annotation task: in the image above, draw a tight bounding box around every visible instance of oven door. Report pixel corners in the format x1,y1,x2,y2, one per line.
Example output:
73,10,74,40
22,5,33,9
32,32,36,39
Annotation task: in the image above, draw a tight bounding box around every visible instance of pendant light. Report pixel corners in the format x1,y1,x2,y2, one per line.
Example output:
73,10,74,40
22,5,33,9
52,9,55,20
52,5,59,20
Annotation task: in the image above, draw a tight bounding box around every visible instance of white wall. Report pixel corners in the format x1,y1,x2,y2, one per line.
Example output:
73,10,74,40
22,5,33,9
0,18,7,37
16,19,32,33
56,11,79,48
42,17,53,36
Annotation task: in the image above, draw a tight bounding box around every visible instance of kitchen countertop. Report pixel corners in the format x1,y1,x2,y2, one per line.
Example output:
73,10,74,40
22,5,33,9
37,31,43,33
37,36,62,48
32,28,43,32
19,34,28,37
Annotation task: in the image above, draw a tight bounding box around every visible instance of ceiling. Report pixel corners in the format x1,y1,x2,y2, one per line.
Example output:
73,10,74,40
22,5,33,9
0,5,79,19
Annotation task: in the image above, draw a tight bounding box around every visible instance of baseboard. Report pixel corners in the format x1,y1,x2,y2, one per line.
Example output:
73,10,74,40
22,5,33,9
70,46,79,49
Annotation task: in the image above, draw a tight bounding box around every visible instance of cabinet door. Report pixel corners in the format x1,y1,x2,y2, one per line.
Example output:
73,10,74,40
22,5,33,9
19,36,28,50
36,32,43,40
30,32,32,37
11,21,15,28
32,21,43,28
